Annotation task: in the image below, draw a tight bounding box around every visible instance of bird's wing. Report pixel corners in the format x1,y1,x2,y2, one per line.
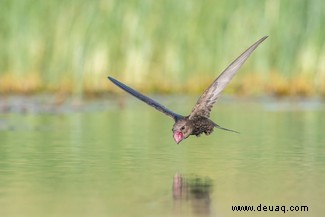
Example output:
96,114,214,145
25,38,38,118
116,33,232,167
189,36,268,119
108,77,184,121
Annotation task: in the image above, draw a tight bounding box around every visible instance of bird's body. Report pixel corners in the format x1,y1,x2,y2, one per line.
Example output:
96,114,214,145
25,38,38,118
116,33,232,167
108,36,268,144
173,116,215,139
189,116,215,136
172,115,236,143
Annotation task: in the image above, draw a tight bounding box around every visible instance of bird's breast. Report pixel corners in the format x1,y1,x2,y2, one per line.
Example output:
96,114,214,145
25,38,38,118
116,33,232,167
190,117,214,136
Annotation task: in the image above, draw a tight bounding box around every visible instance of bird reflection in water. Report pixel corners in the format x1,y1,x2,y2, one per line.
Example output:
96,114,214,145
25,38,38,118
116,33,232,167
173,173,213,216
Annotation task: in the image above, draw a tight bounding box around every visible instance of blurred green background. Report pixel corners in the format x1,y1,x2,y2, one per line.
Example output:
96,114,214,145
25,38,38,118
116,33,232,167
0,0,324,96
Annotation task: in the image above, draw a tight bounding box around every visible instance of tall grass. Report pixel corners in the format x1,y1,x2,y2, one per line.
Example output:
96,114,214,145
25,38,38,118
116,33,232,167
0,0,325,96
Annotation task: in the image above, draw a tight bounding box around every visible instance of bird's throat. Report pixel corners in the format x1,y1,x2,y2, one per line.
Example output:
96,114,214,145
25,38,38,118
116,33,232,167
173,131,183,144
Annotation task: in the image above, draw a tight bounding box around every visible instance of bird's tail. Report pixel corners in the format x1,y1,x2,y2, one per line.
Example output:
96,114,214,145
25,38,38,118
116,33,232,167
214,124,240,134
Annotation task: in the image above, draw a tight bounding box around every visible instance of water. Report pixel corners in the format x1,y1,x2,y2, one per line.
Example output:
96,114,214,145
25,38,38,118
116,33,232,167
0,96,324,217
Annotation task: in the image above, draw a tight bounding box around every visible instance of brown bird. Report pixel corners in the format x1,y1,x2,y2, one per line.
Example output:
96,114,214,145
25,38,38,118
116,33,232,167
108,36,267,144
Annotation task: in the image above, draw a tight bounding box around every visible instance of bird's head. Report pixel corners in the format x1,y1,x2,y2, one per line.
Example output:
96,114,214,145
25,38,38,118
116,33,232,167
172,119,192,144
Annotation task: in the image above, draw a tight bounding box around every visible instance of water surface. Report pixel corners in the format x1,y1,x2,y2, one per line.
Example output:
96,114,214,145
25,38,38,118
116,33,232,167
0,96,324,217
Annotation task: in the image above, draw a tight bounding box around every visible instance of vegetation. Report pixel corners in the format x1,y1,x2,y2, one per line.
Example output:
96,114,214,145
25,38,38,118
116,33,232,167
0,0,325,96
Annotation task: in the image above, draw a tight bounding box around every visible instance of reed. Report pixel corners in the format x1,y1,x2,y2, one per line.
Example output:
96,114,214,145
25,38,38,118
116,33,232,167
0,0,324,96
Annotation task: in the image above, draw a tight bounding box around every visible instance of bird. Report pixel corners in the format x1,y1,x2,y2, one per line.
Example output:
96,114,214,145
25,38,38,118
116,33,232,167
108,36,267,144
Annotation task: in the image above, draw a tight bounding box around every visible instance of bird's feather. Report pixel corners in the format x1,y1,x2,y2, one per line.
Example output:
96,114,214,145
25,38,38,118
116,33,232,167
108,77,184,121
189,36,268,119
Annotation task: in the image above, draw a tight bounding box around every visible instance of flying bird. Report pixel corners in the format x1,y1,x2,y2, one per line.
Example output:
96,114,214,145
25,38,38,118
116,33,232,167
108,36,267,144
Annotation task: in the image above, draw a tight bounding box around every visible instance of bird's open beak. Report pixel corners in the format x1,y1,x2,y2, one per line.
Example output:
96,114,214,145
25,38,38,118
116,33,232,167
173,131,184,144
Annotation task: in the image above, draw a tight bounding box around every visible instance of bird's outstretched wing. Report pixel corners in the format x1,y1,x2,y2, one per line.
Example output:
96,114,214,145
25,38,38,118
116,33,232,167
189,36,268,119
108,77,184,121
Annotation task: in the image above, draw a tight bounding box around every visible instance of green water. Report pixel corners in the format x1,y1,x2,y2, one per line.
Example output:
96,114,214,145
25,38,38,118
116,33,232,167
0,97,324,217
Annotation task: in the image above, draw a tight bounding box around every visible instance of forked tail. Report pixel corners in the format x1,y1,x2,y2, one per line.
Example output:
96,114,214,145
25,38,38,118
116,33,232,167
214,124,240,134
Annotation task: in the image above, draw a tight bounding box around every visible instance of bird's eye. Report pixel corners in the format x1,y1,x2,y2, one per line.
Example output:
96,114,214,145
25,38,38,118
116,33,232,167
180,126,185,131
